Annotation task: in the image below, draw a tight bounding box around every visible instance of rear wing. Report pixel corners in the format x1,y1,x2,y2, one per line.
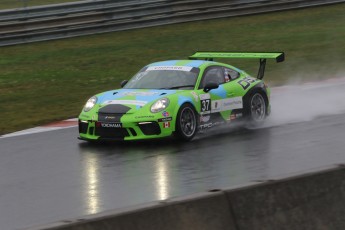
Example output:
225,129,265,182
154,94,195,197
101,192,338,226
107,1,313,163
189,52,284,80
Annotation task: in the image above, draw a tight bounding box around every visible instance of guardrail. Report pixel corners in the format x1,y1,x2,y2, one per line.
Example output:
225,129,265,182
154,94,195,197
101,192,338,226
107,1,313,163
0,0,344,47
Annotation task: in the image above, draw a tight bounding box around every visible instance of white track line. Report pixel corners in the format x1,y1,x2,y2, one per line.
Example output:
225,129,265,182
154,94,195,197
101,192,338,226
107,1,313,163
0,118,78,139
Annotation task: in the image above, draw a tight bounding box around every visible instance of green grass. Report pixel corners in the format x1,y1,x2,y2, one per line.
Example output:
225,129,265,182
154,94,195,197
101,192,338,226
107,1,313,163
0,0,77,10
1,3,345,135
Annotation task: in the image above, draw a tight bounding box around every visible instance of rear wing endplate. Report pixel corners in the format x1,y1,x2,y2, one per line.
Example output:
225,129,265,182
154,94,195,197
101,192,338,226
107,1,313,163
189,52,285,79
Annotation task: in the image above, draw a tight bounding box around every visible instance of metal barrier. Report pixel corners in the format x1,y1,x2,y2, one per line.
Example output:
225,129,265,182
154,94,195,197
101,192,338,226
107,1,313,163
0,0,344,47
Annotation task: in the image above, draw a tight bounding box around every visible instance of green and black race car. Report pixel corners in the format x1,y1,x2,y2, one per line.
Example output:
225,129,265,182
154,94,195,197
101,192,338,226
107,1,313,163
78,52,284,141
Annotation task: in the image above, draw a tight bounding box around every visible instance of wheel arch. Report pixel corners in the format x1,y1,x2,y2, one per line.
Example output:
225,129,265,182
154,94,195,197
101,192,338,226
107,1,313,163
172,96,199,119
174,102,199,141
174,101,199,126
243,82,269,115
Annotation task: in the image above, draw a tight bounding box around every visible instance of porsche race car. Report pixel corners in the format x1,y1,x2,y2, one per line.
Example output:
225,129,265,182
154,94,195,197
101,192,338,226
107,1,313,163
78,52,284,141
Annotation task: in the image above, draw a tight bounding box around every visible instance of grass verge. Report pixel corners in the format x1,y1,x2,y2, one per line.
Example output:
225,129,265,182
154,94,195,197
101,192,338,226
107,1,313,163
0,3,344,134
0,0,77,10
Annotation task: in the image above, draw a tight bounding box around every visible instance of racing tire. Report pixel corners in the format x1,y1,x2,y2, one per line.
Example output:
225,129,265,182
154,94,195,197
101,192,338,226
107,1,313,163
244,91,267,127
175,104,198,141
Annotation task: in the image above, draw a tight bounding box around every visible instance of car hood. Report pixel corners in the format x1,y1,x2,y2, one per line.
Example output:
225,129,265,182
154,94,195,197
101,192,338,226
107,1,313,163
96,89,178,112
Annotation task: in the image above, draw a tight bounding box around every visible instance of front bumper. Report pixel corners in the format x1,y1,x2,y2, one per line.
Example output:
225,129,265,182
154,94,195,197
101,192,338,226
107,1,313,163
78,119,173,141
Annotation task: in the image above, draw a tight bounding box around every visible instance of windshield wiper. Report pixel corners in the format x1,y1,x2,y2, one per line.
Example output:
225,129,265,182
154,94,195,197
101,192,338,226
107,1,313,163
160,85,195,90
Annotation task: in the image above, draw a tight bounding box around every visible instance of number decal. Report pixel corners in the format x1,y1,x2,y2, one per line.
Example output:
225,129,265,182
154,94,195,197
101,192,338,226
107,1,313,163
199,94,211,115
201,99,211,112
238,77,257,90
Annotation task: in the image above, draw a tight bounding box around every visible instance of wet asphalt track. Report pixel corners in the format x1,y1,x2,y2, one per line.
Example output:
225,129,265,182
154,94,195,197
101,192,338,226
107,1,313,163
2,81,345,229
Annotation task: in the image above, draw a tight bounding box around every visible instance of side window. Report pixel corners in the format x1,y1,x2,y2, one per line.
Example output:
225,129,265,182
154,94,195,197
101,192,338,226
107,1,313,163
224,67,240,82
200,66,224,89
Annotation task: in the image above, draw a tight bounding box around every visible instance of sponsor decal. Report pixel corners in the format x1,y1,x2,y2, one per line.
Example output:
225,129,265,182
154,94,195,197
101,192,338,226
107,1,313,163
97,122,122,128
199,94,210,100
163,122,171,128
200,115,210,123
199,121,224,130
162,111,170,117
211,100,221,112
105,115,116,120
222,97,243,110
200,123,213,129
122,92,160,96
210,97,243,113
158,117,172,122
227,113,243,121
103,100,147,106
147,66,193,72
135,115,154,119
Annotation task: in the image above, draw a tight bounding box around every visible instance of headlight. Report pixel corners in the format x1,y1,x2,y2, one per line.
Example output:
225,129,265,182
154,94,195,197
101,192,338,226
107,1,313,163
150,98,170,113
83,96,97,112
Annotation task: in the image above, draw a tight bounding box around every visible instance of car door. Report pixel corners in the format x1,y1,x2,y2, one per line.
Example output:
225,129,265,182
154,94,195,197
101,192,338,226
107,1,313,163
198,66,223,114
198,65,247,127
197,66,228,126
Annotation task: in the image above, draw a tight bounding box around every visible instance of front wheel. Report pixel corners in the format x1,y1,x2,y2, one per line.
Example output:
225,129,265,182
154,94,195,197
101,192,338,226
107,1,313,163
175,104,198,141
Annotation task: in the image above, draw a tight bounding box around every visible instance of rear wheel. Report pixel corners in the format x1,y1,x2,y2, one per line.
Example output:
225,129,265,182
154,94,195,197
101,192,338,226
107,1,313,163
245,92,267,127
175,104,198,141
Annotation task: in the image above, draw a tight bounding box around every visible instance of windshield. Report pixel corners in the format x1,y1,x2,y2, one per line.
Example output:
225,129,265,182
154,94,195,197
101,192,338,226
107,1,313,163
124,66,200,89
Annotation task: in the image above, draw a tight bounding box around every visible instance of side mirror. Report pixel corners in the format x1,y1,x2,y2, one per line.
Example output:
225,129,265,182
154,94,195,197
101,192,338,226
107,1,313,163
203,82,219,92
120,80,128,88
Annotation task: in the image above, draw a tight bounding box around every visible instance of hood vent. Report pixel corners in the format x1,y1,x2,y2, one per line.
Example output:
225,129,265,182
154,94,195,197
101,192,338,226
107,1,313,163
113,92,118,95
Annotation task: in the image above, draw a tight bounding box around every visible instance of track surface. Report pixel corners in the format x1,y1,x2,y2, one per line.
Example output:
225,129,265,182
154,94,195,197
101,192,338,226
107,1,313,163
1,80,345,230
